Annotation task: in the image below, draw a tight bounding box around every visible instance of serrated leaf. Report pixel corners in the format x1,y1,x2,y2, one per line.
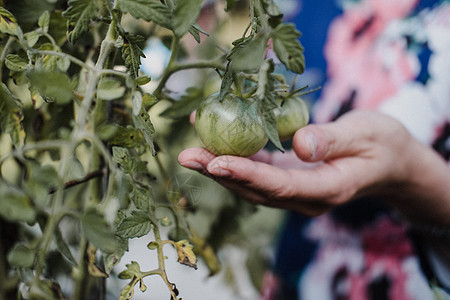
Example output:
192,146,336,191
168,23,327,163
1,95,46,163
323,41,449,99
97,78,126,100
0,7,19,35
173,0,203,37
130,186,150,211
28,71,73,104
227,32,269,71
132,108,156,156
62,0,97,44
117,0,172,29
256,60,284,152
5,54,28,72
271,23,305,74
121,34,146,79
159,87,203,119
81,209,119,253
7,244,35,268
0,83,25,147
115,210,152,239
112,147,136,174
0,184,36,223
118,261,141,279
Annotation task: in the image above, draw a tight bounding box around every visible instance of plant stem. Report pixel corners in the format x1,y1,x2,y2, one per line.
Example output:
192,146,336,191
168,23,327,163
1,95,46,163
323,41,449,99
72,237,88,300
152,225,179,300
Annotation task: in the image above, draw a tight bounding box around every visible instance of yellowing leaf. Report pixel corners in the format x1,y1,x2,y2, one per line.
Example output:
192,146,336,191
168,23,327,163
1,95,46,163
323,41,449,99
174,240,197,269
0,7,19,35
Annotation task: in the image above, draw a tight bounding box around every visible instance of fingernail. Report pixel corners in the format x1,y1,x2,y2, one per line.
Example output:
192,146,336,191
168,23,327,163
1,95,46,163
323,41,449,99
208,167,232,178
304,131,317,158
180,160,204,170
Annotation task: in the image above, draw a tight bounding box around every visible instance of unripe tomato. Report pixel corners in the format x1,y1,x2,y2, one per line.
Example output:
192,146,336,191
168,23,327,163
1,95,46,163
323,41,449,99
274,96,309,140
195,93,268,156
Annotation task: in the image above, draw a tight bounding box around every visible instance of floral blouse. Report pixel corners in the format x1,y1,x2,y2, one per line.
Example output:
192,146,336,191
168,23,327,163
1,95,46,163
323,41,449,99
271,1,450,299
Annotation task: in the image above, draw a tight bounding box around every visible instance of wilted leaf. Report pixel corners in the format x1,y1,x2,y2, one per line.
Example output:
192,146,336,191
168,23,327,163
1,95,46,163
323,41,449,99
87,244,108,278
173,0,203,37
271,23,305,74
81,209,118,253
0,83,25,147
132,90,143,116
7,244,35,268
115,210,152,239
62,0,97,44
174,240,197,269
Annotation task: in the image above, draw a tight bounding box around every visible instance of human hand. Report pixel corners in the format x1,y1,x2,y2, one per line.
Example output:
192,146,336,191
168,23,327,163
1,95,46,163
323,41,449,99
179,110,450,223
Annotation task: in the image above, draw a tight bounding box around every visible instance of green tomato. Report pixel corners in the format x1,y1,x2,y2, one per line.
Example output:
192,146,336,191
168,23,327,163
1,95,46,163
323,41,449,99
274,96,309,140
195,93,268,157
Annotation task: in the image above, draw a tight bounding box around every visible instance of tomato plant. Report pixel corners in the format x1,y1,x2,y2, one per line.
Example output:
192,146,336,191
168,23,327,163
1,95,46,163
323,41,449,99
0,0,309,299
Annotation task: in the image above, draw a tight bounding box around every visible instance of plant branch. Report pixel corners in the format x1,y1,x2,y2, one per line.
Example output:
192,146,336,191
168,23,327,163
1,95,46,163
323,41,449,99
48,169,105,194
0,36,15,82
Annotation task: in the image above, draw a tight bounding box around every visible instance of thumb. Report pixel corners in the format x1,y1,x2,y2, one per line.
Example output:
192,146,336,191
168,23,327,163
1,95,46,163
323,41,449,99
292,120,363,162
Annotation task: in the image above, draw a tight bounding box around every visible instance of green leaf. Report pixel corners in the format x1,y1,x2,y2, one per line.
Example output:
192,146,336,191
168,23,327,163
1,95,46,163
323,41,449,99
130,186,151,212
118,261,142,279
5,54,28,72
173,0,203,37
142,93,158,108
54,226,77,266
103,237,128,274
219,66,233,101
160,87,203,119
256,60,284,152
133,108,156,156
7,244,35,268
24,31,41,48
225,0,236,11
135,76,151,86
25,163,59,208
28,71,73,104
115,210,152,239
121,34,146,79
97,78,126,100
0,7,19,35
81,209,119,253
227,32,269,71
112,147,136,174
271,23,305,74
62,0,97,44
0,184,36,223
116,0,172,29
38,10,50,33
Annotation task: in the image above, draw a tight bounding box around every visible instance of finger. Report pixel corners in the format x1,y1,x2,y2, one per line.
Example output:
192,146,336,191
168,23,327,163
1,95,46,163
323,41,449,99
189,111,196,125
178,147,216,171
292,111,377,162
